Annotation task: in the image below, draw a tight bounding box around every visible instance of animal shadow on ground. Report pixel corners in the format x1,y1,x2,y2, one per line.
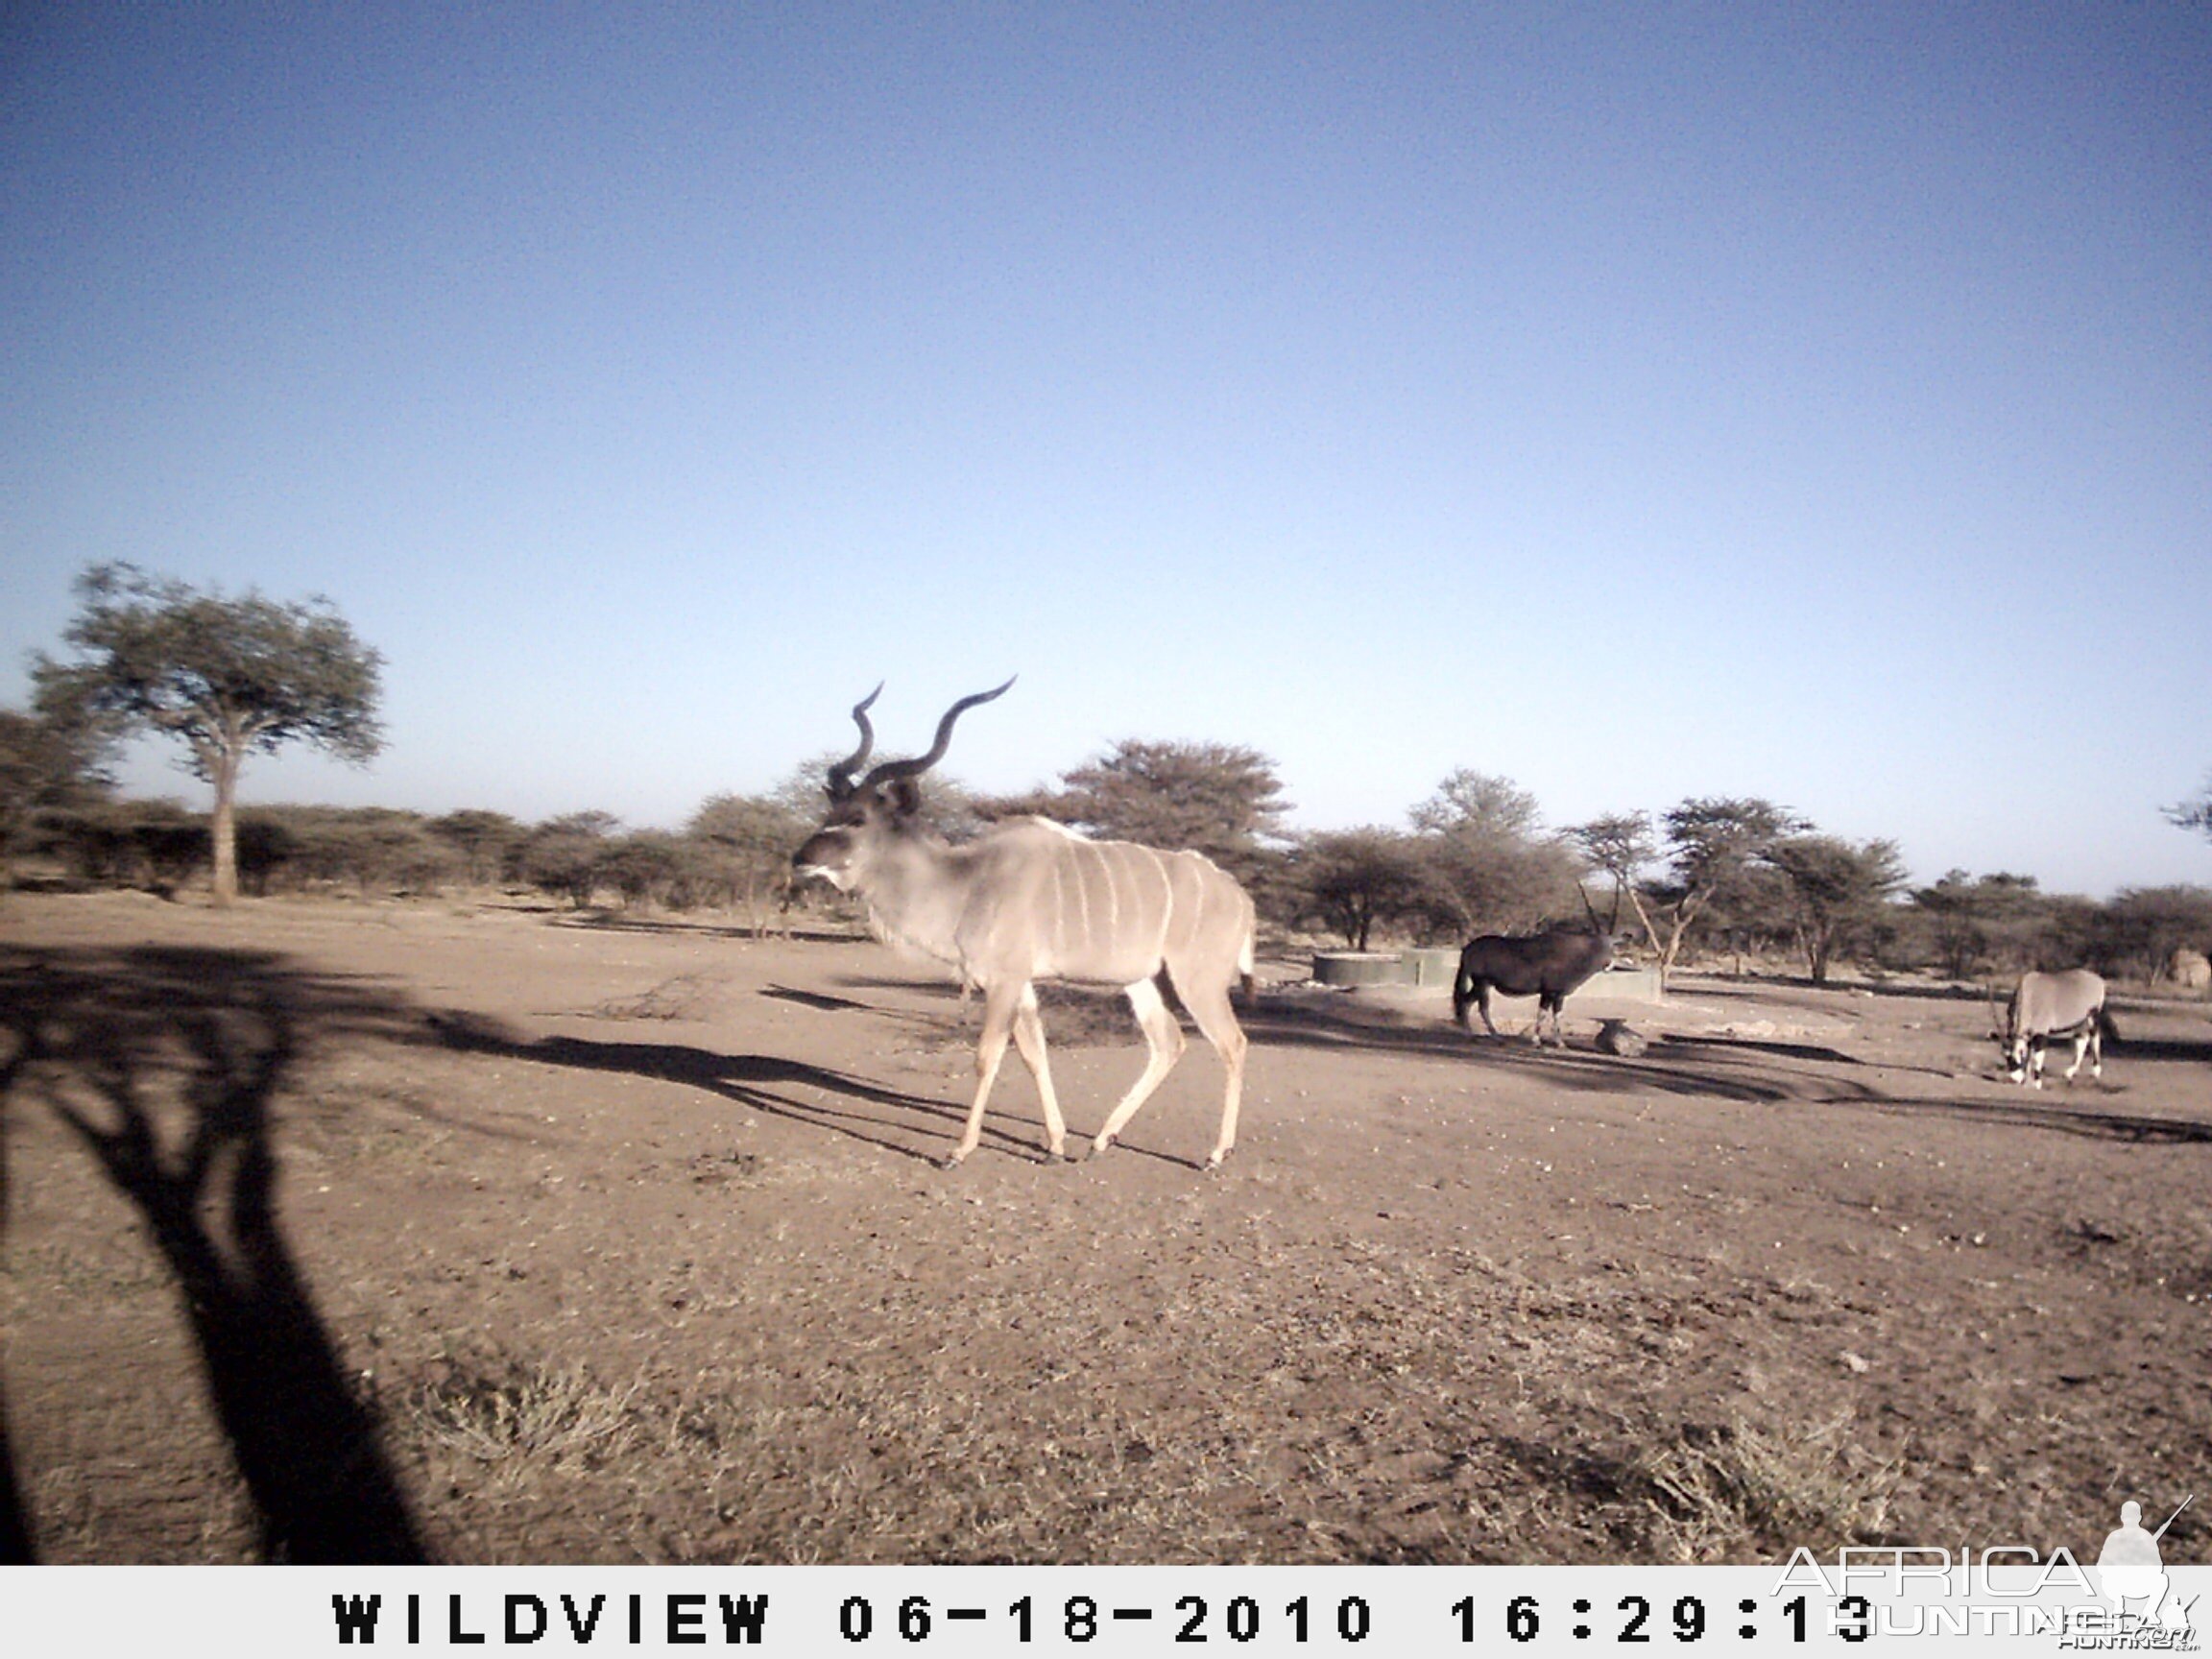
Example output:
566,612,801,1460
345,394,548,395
0,945,431,1563
758,984,872,1013
0,1011,31,1559
548,911,846,947
2108,1030,2212,1065
421,1013,1051,1165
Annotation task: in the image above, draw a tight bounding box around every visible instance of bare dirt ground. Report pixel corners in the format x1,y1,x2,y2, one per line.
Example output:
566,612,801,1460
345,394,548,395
2,891,2207,1566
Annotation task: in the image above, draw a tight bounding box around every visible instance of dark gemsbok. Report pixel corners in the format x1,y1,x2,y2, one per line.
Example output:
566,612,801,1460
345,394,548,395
792,682,1257,1169
1453,924,1623,1046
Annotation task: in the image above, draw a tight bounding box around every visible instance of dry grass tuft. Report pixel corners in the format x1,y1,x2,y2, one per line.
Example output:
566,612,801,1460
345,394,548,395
588,975,718,1022
407,1356,647,1475
1634,1411,1903,1562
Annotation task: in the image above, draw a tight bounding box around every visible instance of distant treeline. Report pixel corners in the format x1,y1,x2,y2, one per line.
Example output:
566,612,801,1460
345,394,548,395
15,792,2212,992
12,565,2206,985
22,797,810,936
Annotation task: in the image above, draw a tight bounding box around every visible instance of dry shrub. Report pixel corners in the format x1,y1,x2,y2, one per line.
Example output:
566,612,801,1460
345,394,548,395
408,1356,646,1476
588,974,717,1022
1633,1412,1902,1562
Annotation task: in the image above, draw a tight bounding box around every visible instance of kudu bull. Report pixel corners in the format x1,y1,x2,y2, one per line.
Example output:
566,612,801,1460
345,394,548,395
791,682,1257,1168
1453,913,1623,1047
1994,968,2107,1088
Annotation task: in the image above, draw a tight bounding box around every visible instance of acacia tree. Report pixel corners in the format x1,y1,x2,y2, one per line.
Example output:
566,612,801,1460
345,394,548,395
1568,804,1798,988
2168,774,2212,840
1002,738,1292,898
0,689,114,893
428,809,526,888
689,791,811,934
2093,885,2212,984
518,811,618,910
1408,768,1583,936
1569,810,1658,933
1911,870,2049,979
34,565,384,906
1764,834,1909,982
1297,827,1429,950
1626,797,1804,983
598,831,692,910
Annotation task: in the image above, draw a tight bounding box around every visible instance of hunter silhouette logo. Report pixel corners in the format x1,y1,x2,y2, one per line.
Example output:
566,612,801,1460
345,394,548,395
2097,1496,2195,1633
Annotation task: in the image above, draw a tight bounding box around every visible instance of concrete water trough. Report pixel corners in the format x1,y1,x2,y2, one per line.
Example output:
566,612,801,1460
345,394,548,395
1402,947,1460,989
1310,951,1410,989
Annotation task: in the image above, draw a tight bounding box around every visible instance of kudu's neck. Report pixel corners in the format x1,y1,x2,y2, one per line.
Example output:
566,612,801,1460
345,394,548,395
854,829,977,966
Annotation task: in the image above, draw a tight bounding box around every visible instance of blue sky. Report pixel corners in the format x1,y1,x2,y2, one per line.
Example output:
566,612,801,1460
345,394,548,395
4,4,2206,897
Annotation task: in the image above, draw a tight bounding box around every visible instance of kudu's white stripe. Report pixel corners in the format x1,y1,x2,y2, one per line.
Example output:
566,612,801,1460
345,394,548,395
1140,845,1172,965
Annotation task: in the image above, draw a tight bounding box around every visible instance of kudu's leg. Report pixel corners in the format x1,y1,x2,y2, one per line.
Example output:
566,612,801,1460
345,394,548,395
1091,977,1186,1158
1175,972,1249,1169
950,981,1024,1166
1008,984,1069,1159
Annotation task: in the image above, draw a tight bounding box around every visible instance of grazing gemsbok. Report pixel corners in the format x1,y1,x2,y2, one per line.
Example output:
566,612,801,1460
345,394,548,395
1453,926,1623,1046
791,682,1257,1169
1998,968,2108,1088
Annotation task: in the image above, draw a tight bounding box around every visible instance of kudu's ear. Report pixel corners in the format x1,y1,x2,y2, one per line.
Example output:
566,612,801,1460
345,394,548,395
887,777,925,820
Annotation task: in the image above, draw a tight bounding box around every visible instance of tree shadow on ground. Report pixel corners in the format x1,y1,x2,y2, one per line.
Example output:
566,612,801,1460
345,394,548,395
1623,1040,2212,1144
0,945,430,1563
0,1022,36,1560
1241,993,1807,1102
1238,991,2212,1142
1837,1092,2212,1144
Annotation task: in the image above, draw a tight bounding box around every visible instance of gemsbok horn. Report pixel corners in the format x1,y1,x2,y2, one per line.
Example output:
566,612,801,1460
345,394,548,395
792,681,1257,1169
